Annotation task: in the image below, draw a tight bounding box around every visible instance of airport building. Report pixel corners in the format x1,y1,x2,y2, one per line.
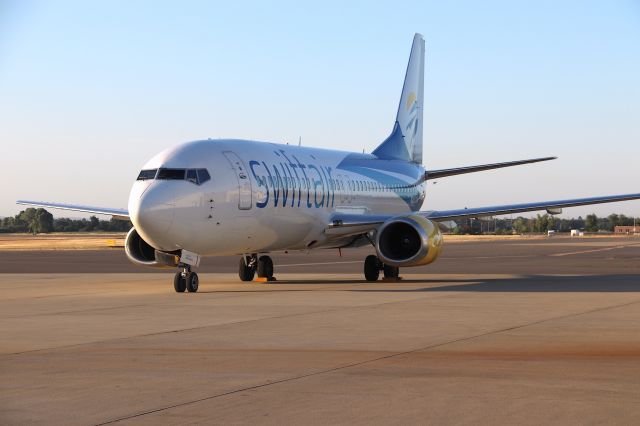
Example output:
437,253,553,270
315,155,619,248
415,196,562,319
614,225,640,234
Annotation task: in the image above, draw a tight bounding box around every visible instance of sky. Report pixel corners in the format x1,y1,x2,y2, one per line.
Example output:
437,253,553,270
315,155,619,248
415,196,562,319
1,0,639,218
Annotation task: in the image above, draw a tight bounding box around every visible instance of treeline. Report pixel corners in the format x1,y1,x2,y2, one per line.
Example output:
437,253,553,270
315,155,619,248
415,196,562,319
1,208,637,235
0,208,132,234
452,213,638,235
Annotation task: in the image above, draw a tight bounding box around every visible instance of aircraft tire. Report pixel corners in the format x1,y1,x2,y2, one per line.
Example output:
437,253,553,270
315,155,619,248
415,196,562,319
174,272,187,292
257,256,274,278
383,264,399,279
186,272,199,293
239,257,256,282
364,255,380,281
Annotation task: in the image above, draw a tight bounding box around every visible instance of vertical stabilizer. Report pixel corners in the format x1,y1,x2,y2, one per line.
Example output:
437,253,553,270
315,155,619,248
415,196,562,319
372,33,425,164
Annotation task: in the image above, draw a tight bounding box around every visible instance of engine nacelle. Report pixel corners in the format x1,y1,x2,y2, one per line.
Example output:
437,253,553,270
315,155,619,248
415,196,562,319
375,215,443,267
124,228,178,268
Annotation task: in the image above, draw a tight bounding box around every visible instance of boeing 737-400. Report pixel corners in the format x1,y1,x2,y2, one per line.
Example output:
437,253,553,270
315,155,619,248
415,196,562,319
18,34,640,292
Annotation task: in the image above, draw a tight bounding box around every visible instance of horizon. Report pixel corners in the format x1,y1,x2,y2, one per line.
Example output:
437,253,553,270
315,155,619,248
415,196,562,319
1,1,638,218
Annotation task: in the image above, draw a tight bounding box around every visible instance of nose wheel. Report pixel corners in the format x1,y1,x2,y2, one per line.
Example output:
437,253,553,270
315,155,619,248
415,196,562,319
174,272,186,292
174,265,199,293
364,255,400,281
186,272,199,292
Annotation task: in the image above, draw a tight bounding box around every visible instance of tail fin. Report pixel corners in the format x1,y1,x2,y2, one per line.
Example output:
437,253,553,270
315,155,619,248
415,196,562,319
372,33,425,164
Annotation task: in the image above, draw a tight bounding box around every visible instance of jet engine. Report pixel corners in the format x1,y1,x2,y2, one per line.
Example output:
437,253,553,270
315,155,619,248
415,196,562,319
375,215,443,267
124,228,178,268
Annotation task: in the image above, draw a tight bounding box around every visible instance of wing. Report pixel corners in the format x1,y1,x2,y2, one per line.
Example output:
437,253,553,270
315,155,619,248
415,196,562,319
426,157,556,180
422,193,640,221
326,192,640,236
16,200,129,220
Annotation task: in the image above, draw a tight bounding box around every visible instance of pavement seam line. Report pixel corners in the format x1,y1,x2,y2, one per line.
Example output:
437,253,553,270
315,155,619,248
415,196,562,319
550,244,640,257
94,297,640,425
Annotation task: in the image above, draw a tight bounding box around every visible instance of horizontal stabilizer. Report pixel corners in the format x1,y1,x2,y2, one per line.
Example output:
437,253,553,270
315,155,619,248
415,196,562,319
16,200,129,220
426,157,556,180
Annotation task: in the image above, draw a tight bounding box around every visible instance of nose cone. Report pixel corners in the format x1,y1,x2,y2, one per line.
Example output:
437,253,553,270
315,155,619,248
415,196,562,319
128,182,176,250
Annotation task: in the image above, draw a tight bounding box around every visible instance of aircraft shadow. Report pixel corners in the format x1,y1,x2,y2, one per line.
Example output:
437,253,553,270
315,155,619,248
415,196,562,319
350,274,640,293
200,274,640,293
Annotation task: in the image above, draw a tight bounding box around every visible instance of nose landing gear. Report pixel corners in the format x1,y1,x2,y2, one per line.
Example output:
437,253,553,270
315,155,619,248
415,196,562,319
364,255,400,282
174,264,199,293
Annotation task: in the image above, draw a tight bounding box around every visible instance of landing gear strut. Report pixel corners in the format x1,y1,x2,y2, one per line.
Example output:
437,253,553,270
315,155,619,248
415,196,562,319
364,255,400,281
174,264,199,293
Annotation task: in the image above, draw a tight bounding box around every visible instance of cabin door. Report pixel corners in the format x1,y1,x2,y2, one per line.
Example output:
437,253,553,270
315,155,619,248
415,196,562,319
222,151,252,210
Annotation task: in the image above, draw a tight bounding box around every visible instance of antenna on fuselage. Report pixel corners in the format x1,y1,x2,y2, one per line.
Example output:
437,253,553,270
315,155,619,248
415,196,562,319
298,136,302,147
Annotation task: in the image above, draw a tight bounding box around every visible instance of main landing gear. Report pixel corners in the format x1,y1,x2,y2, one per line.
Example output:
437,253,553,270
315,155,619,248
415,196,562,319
364,255,400,282
174,264,199,293
239,254,275,281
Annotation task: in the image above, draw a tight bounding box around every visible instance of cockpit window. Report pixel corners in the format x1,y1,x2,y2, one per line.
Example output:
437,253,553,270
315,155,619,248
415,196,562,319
137,169,157,180
196,169,210,184
184,169,211,185
186,169,198,184
157,168,186,180
139,167,210,185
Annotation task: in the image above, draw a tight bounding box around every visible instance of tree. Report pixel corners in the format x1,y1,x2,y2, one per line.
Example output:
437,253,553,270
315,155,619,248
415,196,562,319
89,216,100,231
2,208,132,233
585,214,599,232
618,214,633,226
534,214,550,233
35,209,54,233
16,208,53,234
513,217,528,234
0,216,27,233
18,209,38,234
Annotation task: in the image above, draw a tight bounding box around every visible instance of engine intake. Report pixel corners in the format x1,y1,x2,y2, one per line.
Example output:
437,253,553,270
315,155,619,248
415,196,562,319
375,215,443,267
125,228,178,268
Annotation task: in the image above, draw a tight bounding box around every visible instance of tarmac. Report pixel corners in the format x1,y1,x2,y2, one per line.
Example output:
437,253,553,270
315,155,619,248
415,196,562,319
1,236,640,424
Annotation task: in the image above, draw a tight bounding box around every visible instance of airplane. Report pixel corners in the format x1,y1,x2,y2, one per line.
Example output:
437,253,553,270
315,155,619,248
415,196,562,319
18,33,640,293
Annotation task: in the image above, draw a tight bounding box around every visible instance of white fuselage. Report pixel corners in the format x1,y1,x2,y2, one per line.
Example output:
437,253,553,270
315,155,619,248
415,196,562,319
129,139,427,256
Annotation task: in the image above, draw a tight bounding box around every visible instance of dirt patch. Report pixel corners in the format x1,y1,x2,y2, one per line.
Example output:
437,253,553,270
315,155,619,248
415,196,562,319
0,233,126,250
